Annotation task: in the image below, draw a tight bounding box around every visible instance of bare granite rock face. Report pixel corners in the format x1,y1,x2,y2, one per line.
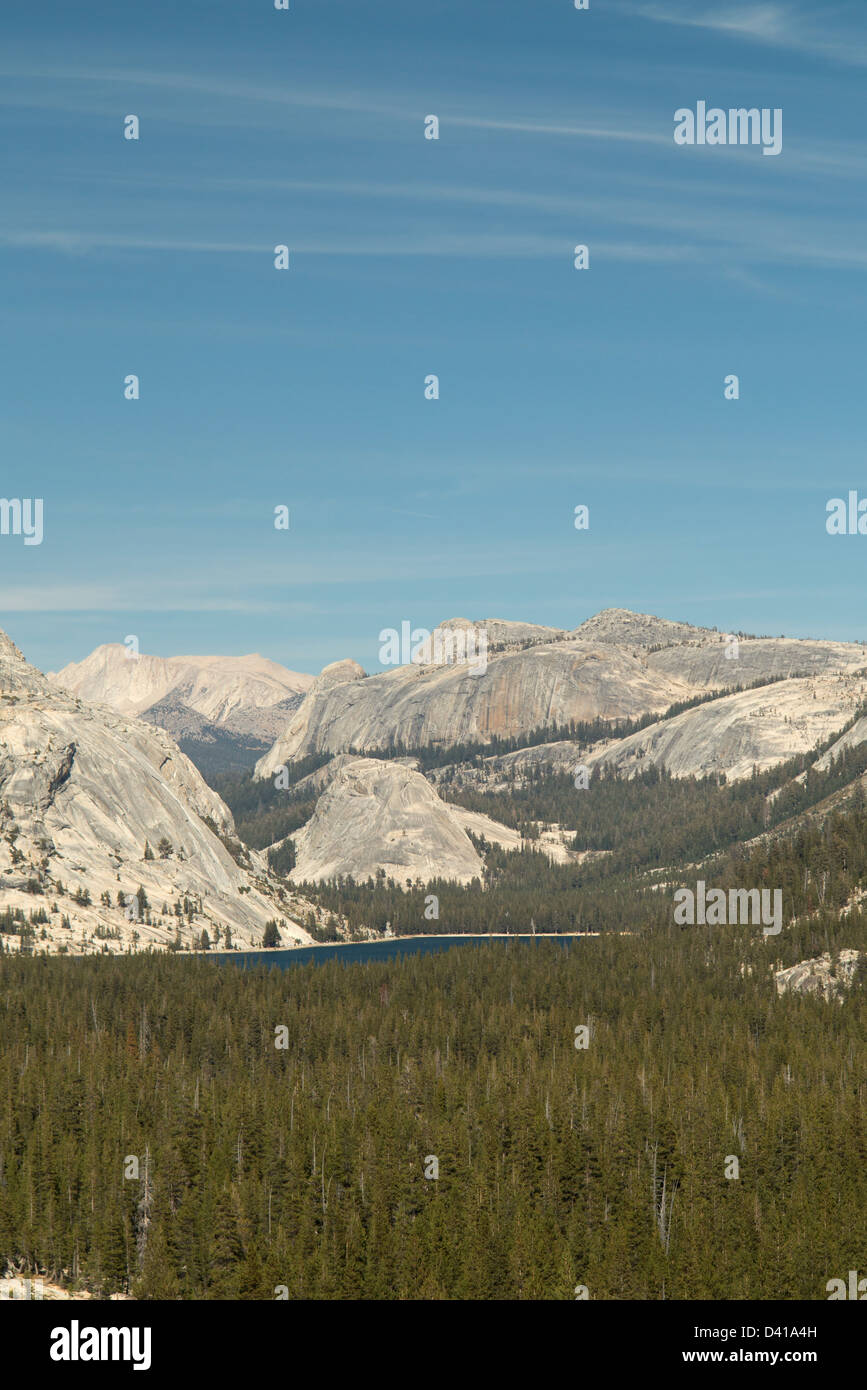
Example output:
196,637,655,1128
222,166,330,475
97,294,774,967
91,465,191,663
41,610,867,910
0,627,312,954
646,637,867,690
288,752,421,798
257,610,867,777
433,616,568,651
289,758,484,886
256,641,692,774
812,714,867,770
572,610,867,683
585,672,867,783
0,1274,129,1301
774,950,864,1001
467,740,586,778
569,608,718,648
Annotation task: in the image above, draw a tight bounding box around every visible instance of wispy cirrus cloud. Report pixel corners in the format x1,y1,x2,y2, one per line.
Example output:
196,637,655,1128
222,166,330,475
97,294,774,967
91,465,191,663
5,210,867,275
0,61,673,151
636,2,792,41
0,63,400,116
624,2,867,68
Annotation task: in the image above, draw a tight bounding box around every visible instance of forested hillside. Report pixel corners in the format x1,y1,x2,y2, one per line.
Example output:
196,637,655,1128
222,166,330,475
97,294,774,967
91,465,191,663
293,758,867,937
439,741,867,856
211,708,867,939
1,923,866,1300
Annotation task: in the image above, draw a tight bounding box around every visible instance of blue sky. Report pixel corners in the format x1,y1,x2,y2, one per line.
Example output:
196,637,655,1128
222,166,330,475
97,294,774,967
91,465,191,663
3,0,867,675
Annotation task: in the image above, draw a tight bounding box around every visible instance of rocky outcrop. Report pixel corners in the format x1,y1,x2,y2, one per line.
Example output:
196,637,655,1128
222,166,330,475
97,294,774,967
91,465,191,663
570,608,719,648
447,806,583,864
289,758,484,886
424,742,589,801
774,950,864,1001
0,626,312,953
434,616,568,651
0,1274,128,1301
288,752,420,798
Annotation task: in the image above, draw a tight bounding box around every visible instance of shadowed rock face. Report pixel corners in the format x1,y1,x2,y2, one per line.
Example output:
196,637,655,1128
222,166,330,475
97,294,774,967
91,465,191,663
0,626,311,953
289,758,483,886
256,641,692,774
137,691,305,776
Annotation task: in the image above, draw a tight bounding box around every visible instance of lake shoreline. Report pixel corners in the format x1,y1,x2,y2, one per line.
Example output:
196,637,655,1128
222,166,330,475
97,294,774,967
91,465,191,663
210,930,600,957
212,932,601,970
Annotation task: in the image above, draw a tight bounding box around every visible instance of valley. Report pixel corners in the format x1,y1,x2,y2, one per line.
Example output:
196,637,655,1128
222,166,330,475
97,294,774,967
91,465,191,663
5,607,867,1306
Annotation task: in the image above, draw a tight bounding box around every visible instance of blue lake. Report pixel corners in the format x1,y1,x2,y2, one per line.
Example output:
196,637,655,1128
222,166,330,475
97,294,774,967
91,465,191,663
215,934,585,971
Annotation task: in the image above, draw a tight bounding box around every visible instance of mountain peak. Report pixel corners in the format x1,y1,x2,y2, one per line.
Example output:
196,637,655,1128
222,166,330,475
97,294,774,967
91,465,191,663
0,626,30,665
572,609,717,647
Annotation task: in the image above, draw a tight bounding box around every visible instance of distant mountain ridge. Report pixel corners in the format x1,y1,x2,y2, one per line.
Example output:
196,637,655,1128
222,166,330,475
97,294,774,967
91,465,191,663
55,612,867,785
254,609,867,778
17,608,867,938
49,645,313,773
